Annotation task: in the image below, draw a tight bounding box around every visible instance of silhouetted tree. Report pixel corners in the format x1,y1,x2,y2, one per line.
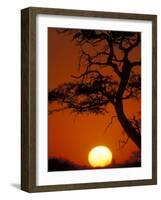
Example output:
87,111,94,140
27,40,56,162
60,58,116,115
48,29,141,149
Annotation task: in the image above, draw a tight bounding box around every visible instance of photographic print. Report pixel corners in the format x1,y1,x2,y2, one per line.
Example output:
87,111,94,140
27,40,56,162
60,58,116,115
48,28,141,171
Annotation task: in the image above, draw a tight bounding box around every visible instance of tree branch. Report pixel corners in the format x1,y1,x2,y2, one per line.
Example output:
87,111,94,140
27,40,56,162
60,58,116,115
131,61,141,67
104,116,117,134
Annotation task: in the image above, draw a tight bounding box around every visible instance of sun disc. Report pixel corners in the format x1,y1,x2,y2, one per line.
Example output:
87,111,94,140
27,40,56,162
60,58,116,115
88,146,113,167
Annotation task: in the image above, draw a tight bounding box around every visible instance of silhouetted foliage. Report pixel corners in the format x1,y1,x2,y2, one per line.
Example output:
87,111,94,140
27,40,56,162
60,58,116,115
49,29,141,148
48,157,88,171
48,156,141,172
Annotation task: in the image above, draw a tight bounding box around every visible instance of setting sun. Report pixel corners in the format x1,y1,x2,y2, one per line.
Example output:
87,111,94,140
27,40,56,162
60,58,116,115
88,146,113,168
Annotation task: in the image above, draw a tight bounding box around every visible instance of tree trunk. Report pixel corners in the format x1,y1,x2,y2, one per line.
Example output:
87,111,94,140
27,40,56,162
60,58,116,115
114,100,141,149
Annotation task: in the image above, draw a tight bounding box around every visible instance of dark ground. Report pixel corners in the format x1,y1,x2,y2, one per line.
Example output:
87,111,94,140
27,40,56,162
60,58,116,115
48,157,141,172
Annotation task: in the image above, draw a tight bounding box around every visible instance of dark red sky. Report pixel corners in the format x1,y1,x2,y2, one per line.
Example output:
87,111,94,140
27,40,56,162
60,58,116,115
48,28,141,167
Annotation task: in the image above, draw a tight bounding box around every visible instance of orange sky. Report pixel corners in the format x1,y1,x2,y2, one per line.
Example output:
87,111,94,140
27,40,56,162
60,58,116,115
48,28,141,167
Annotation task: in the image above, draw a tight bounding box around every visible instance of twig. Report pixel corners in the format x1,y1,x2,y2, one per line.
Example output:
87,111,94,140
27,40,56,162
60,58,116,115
104,116,117,134
118,136,129,149
48,107,68,115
